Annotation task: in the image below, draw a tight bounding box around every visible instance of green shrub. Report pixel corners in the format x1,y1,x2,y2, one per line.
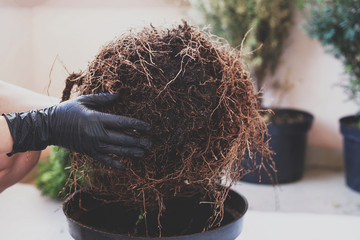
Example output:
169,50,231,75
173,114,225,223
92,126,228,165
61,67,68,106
192,0,295,94
35,147,73,200
303,0,360,106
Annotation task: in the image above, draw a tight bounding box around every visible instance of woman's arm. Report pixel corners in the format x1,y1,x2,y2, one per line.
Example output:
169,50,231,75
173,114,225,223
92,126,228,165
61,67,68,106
0,116,13,154
0,80,59,193
0,80,152,193
0,80,59,114
0,152,41,193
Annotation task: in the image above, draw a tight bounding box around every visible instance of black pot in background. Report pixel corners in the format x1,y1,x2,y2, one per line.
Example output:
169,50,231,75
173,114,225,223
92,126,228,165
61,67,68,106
63,189,248,240
340,115,360,193
241,108,314,184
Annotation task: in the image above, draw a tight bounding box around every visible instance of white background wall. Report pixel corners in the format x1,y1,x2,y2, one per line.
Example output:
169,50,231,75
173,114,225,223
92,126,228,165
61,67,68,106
0,0,188,96
0,0,356,152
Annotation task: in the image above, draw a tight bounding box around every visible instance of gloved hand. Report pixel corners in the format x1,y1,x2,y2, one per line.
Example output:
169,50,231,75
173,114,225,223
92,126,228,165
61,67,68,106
2,93,151,169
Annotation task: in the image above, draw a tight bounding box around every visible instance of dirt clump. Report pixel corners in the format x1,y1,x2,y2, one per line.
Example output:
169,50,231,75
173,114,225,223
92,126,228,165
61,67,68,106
62,21,272,236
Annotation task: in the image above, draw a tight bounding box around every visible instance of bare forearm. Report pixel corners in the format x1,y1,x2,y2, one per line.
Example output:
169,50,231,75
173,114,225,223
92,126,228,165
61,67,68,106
0,80,60,192
0,81,59,155
0,151,40,193
0,116,13,155
0,80,59,113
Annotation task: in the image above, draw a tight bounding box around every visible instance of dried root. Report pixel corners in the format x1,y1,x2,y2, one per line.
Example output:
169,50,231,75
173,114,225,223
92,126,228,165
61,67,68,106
62,21,272,237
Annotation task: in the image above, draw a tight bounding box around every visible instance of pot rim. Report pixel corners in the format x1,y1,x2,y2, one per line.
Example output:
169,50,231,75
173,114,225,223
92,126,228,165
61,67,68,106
63,188,248,240
265,107,314,122
340,115,360,140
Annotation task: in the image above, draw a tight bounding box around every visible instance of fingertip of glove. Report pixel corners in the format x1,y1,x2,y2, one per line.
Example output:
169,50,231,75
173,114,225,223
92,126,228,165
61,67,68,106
92,154,126,169
132,149,145,158
104,158,127,169
137,122,151,132
139,138,152,149
144,123,151,132
110,160,126,169
84,92,121,104
105,92,121,99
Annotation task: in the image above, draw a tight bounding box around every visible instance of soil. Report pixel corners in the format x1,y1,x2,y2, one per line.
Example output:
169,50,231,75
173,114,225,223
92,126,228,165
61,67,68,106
62,21,272,234
261,109,307,125
342,116,360,129
65,190,243,238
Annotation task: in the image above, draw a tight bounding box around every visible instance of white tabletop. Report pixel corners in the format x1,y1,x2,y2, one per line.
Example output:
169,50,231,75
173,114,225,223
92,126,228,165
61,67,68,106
0,184,359,240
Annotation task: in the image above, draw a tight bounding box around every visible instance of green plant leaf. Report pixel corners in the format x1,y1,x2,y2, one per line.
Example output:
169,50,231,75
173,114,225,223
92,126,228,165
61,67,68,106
35,146,78,200
302,0,360,107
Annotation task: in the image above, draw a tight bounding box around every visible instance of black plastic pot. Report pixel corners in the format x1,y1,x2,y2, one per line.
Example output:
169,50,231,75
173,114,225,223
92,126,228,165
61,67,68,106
241,108,314,184
340,115,360,193
63,189,248,240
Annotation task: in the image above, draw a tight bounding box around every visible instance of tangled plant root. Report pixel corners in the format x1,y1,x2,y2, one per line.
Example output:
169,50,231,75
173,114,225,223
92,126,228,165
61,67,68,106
62,21,273,236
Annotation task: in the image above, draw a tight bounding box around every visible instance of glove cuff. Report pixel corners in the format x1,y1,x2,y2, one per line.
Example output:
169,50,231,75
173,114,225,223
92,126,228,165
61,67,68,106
2,108,52,156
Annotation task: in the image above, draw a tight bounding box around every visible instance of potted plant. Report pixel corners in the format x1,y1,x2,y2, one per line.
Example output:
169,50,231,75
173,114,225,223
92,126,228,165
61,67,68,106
193,0,314,184
61,22,272,239
302,0,360,192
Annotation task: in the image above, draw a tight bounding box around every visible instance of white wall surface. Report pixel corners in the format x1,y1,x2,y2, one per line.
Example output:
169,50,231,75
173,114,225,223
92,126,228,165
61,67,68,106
0,0,188,97
0,0,356,150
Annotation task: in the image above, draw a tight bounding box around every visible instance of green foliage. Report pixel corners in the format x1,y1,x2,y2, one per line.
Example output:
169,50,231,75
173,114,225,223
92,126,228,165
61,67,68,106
303,0,360,105
192,0,295,92
35,147,73,200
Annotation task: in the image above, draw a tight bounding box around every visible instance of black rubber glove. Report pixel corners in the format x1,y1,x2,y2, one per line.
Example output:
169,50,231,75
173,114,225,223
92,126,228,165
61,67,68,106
2,93,151,169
